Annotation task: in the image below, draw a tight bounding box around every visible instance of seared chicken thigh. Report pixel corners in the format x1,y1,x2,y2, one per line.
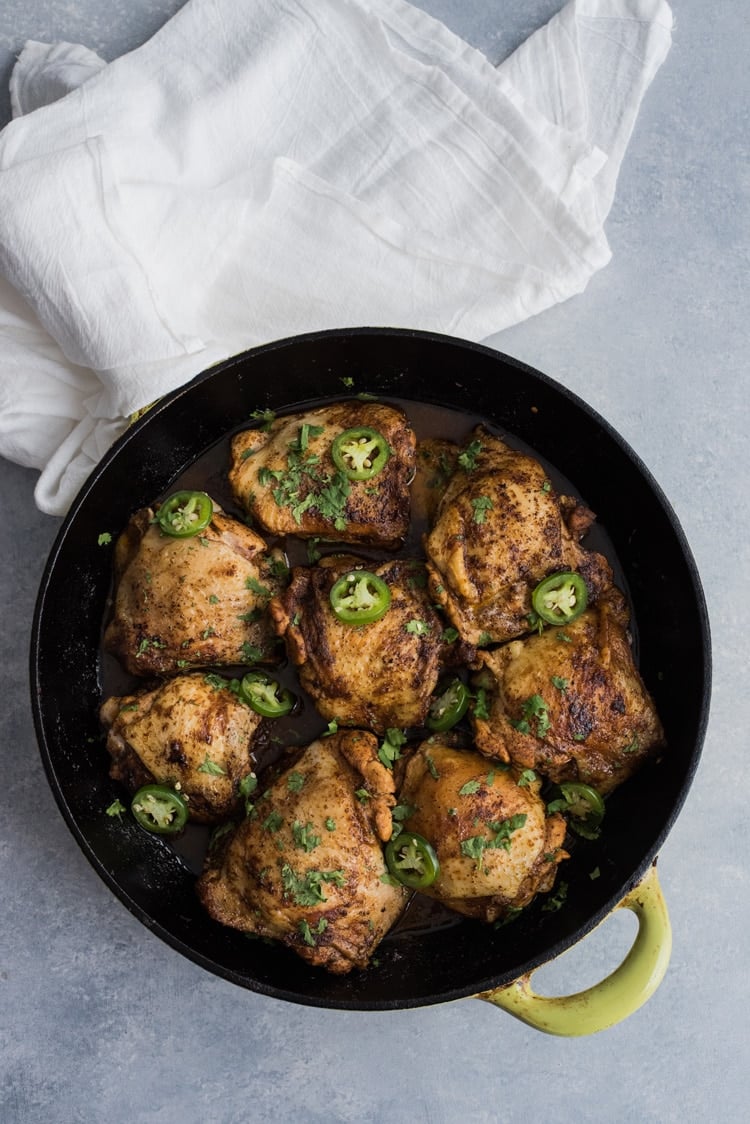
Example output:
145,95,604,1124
100,673,263,823
104,502,283,675
424,429,614,645
396,740,568,923
228,402,416,548
470,590,664,795
270,554,467,732
197,730,409,973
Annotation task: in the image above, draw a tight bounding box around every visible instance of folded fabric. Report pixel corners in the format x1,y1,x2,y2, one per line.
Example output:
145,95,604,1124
0,0,673,515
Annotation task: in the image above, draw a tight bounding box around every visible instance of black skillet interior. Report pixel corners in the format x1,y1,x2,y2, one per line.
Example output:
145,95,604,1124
31,328,710,1010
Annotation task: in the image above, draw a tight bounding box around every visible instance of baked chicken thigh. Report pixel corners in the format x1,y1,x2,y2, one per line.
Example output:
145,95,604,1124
424,429,614,645
100,673,263,823
104,501,283,676
470,590,664,795
197,730,409,973
228,402,416,548
270,554,468,732
395,740,568,923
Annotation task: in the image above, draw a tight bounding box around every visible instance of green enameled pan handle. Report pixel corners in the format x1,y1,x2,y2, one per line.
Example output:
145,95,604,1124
476,862,671,1036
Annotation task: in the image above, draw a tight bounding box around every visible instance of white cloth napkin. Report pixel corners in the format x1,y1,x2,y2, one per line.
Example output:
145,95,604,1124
0,0,673,515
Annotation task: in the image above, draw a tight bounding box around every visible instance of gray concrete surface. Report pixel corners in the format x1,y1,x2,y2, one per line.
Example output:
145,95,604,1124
1,2,747,1121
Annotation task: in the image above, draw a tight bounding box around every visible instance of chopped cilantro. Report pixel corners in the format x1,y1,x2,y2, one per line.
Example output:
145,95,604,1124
551,676,569,692
324,817,336,832
405,619,431,637
198,753,227,776
457,440,483,472
378,728,407,769
509,694,551,738
245,575,271,599
426,754,440,780
442,627,459,644
472,687,490,721
460,814,527,866
239,642,263,664
470,496,493,524
281,864,345,906
542,880,569,912
298,917,328,946
517,769,537,788
458,779,481,796
287,771,306,793
97,532,112,546
292,821,321,853
105,799,126,818
262,810,284,833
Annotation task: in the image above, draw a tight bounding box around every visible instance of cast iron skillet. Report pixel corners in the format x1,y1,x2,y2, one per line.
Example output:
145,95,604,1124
30,328,710,1012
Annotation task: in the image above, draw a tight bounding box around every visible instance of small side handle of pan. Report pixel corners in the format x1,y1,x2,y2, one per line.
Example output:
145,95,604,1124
476,862,671,1036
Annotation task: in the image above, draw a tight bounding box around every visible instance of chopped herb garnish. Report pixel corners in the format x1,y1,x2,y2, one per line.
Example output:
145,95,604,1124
105,799,126,818
325,817,336,832
457,440,483,472
378,728,407,769
458,779,481,796
405,619,431,637
298,917,328,946
287,771,306,793
542,880,569,912
472,687,490,720
97,532,112,546
442,627,459,644
245,575,271,599
426,755,440,780
517,769,537,788
551,676,569,692
281,864,345,906
470,496,493,524
460,814,527,866
262,810,284,833
622,735,640,754
239,642,263,664
292,821,321,853
509,694,551,738
322,719,338,737
198,753,227,776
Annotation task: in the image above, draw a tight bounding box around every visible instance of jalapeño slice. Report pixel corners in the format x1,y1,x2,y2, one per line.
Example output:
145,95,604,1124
156,490,213,538
239,671,296,717
531,571,588,626
331,427,390,481
546,782,605,839
131,784,188,835
426,679,470,732
329,570,391,625
385,831,440,889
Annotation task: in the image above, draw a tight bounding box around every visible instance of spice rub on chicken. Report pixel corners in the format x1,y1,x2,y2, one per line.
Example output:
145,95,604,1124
100,673,263,823
469,589,665,795
424,429,614,646
270,554,469,733
104,499,284,676
394,740,568,923
228,402,416,548
197,730,409,974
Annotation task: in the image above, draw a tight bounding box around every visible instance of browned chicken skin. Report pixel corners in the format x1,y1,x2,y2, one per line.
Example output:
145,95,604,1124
470,590,664,795
197,730,409,973
396,740,568,923
100,673,263,823
104,502,283,675
270,554,469,733
228,402,416,548
424,428,614,645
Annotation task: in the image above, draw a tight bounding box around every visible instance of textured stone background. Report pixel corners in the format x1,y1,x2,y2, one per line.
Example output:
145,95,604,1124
1,2,747,1121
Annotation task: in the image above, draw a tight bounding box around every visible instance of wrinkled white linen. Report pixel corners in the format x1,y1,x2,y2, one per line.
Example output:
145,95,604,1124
0,0,673,514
